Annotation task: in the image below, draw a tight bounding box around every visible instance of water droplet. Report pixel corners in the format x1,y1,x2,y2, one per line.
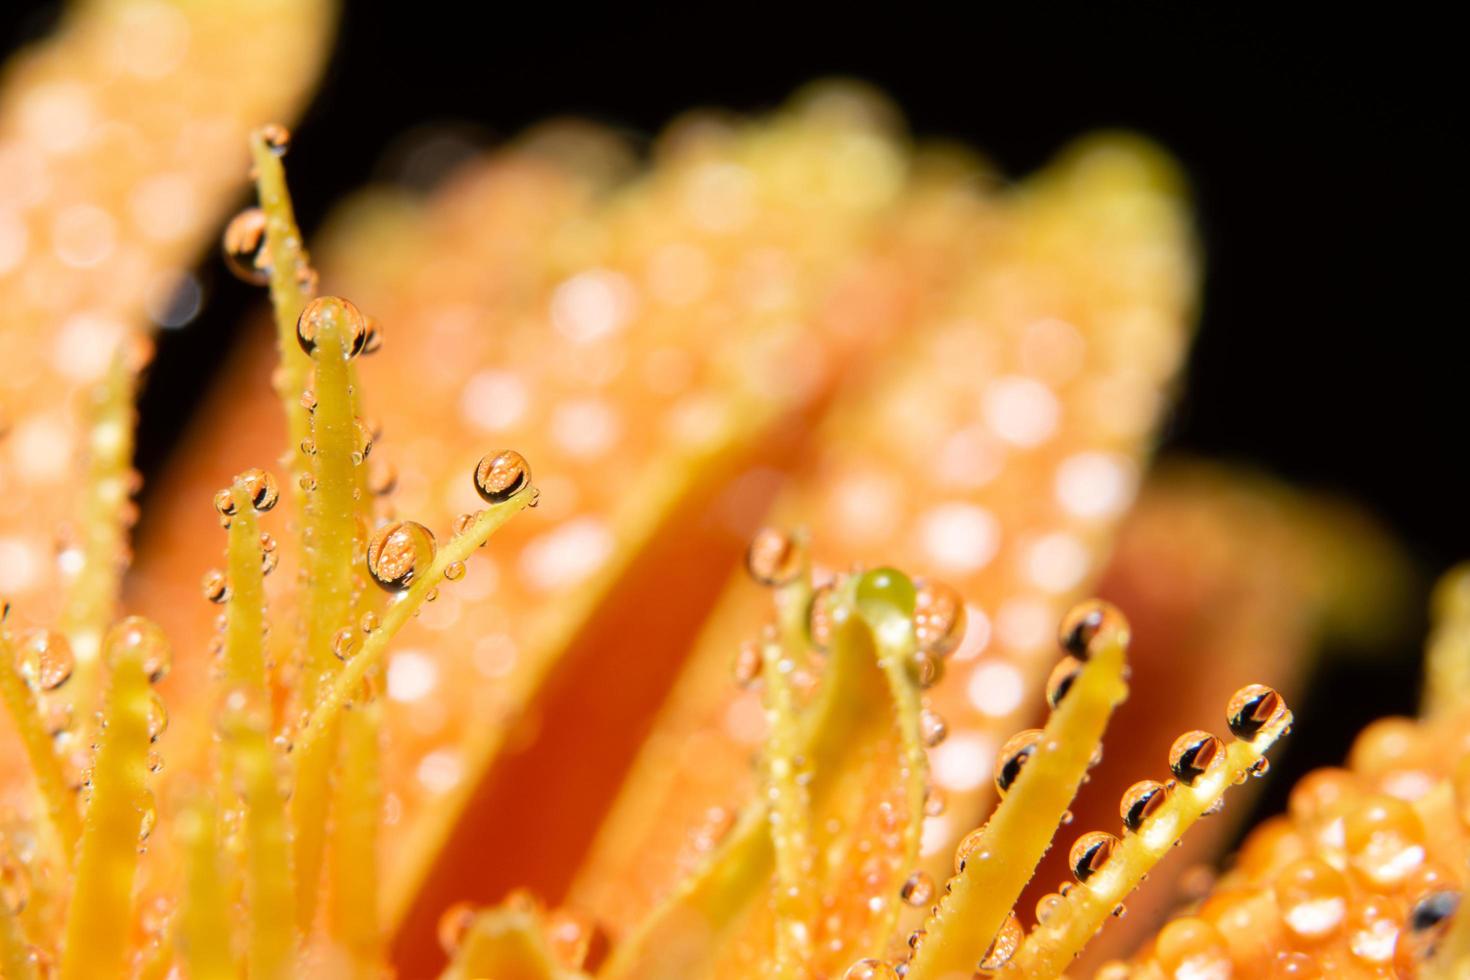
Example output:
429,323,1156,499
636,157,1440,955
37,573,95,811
213,488,237,520
361,316,384,355
473,450,531,504
351,418,374,465
976,913,1022,973
734,640,763,687
201,568,229,604
923,785,946,816
300,389,317,413
222,208,269,285
913,580,966,656
259,533,278,575
13,628,74,691
806,583,841,651
451,512,481,538
1057,599,1128,660
1035,892,1070,926
1120,779,1168,833
299,472,317,492
954,827,988,874
995,729,1044,796
437,900,478,955
919,708,948,747
300,438,317,456
444,560,466,582
139,791,157,840
855,566,917,618
746,527,801,588
259,122,291,156
907,651,944,689
899,870,934,906
1069,831,1117,883
1168,730,1224,786
1227,683,1287,740
366,521,436,592
360,611,380,633
234,469,278,513
296,296,368,357
108,616,171,683
1046,656,1083,708
842,959,897,980
146,690,168,742
332,627,360,662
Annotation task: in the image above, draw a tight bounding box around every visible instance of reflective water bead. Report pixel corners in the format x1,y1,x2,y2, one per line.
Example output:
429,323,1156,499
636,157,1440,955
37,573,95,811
954,827,988,874
201,569,229,604
238,468,279,512
976,913,1023,973
1057,599,1128,660
259,122,291,156
1227,684,1287,740
806,583,841,651
332,627,360,662
222,207,270,285
14,628,75,691
919,708,948,747
913,580,965,656
259,533,278,576
908,651,944,689
444,561,466,582
360,611,380,634
296,295,368,357
1120,779,1169,832
352,417,374,465
995,729,1045,796
473,450,532,505
899,871,934,906
1045,656,1084,708
437,900,478,955
1035,893,1069,926
213,488,237,520
365,521,436,592
842,959,897,980
1069,831,1118,883
110,616,171,683
451,512,481,537
746,527,802,588
361,316,384,355
1169,730,1224,786
146,690,168,742
733,640,763,688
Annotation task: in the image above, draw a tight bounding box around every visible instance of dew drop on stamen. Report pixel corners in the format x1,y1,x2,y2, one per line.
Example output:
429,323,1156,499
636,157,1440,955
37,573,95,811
1120,779,1169,833
361,316,383,354
444,561,466,582
222,207,269,286
733,640,763,688
899,870,934,906
145,690,168,742
107,617,172,684
995,729,1045,797
842,959,897,980
237,468,279,513
259,122,291,156
366,521,436,592
806,583,840,651
913,580,965,656
352,418,374,465
1046,655,1083,708
332,627,360,662
201,568,229,604
746,527,801,588
1069,831,1118,883
920,708,948,747
296,296,368,357
1169,730,1224,786
1227,683,1286,740
908,650,944,690
1057,599,1128,660
14,629,74,691
360,611,380,634
437,901,478,955
260,533,278,575
473,450,531,504
213,488,237,520
976,913,1023,973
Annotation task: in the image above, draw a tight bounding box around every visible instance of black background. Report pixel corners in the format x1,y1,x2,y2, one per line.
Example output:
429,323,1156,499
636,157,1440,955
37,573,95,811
4,3,1462,831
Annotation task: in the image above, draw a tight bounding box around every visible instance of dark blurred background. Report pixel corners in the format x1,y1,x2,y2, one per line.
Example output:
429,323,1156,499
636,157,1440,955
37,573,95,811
3,2,1461,829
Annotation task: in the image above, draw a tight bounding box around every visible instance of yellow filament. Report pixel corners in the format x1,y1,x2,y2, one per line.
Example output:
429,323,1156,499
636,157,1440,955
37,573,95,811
58,355,136,716
0,632,82,857
0,905,37,980
295,491,536,756
225,701,297,978
907,638,1127,980
250,130,316,505
222,484,268,688
601,609,890,980
59,631,152,980
441,906,561,980
760,632,815,977
1012,713,1293,979
331,701,384,971
180,798,237,980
